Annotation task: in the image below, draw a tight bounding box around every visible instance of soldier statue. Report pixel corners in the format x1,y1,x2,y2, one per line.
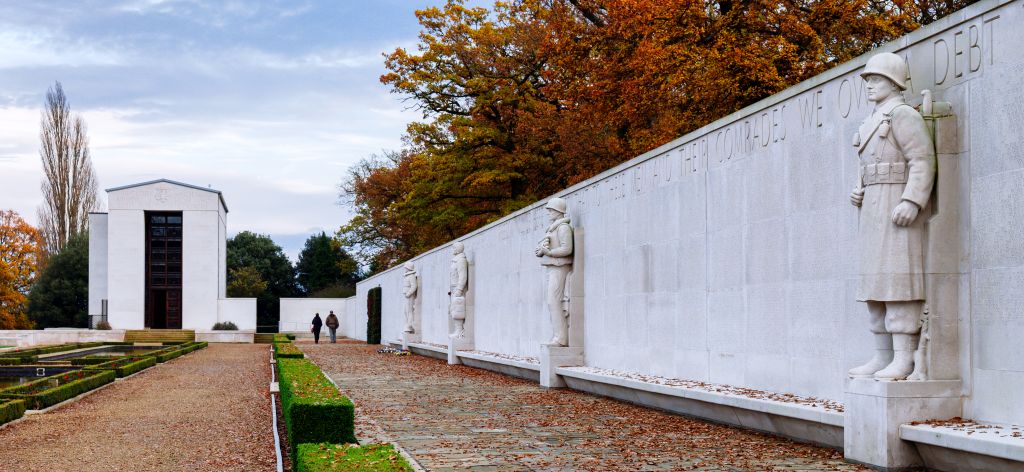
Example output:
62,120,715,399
848,52,936,380
534,197,574,346
402,262,418,334
449,242,469,338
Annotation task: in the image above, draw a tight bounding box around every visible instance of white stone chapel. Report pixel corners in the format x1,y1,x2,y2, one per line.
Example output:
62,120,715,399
88,179,255,331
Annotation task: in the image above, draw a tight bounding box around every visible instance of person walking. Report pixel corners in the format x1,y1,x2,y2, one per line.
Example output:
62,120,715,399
311,313,323,344
325,310,340,343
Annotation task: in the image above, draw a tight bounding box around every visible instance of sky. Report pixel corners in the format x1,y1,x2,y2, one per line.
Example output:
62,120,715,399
0,0,463,261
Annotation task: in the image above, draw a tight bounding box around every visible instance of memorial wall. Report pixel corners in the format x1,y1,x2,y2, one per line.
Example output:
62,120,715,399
352,0,1023,428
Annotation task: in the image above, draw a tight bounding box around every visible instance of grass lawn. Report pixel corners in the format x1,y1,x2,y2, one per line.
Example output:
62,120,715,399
296,443,412,471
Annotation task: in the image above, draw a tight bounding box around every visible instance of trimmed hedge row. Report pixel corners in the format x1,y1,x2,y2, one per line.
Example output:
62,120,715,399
295,443,412,472
0,342,110,365
0,369,116,410
0,399,26,426
278,358,356,452
83,356,157,378
70,356,117,366
273,341,304,359
0,357,36,365
273,334,291,343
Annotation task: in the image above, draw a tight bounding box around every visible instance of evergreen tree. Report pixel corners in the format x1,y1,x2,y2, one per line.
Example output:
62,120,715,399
295,232,359,295
226,231,299,331
28,232,89,328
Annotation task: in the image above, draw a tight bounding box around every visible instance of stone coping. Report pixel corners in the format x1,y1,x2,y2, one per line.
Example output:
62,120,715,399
556,366,844,428
455,350,540,371
901,420,1024,463
406,342,448,354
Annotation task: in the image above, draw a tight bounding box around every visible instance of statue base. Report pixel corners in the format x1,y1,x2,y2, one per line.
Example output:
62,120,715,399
844,378,962,470
447,336,473,365
401,332,421,351
540,345,583,388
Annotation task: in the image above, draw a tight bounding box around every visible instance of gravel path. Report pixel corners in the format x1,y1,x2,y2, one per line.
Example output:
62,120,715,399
304,340,866,471
0,344,276,472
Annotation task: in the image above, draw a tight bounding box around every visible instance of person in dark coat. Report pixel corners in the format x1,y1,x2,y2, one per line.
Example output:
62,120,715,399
311,313,323,344
325,311,340,343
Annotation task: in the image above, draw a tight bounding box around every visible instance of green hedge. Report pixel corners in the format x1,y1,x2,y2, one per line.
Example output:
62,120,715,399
0,356,36,365
274,342,304,359
0,399,26,426
70,356,118,366
0,369,116,410
278,358,355,452
286,334,297,341
295,443,412,472
273,334,291,343
83,356,157,378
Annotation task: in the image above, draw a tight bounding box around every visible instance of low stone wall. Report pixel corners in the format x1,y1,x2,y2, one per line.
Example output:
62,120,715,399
0,330,126,348
195,330,255,343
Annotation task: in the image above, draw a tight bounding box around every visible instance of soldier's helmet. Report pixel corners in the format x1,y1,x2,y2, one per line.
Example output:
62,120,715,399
404,261,415,271
860,52,908,90
545,197,568,214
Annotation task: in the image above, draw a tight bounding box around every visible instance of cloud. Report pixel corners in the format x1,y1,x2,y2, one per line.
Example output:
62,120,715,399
0,29,123,69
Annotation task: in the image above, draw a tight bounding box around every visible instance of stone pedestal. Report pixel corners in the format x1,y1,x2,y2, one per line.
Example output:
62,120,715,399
447,336,473,365
540,345,583,388
401,332,421,351
844,378,962,470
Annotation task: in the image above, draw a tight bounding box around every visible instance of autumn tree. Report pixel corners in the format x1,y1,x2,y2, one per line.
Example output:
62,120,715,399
0,210,40,329
343,0,977,270
38,81,100,255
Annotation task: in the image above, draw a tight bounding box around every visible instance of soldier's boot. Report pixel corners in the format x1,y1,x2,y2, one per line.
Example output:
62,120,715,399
874,334,918,380
848,333,894,377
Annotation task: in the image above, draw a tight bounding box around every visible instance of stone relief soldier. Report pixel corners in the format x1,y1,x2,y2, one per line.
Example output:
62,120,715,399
534,197,574,346
848,52,936,380
402,262,418,334
449,242,469,338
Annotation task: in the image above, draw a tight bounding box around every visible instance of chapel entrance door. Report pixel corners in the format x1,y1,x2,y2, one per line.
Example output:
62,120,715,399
145,212,183,329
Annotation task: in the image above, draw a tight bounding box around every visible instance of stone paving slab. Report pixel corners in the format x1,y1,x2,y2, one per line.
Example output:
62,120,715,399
0,344,275,471
302,340,867,471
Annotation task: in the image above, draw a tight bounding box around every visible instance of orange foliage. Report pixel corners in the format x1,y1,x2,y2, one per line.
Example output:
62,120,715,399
343,0,975,270
0,210,40,329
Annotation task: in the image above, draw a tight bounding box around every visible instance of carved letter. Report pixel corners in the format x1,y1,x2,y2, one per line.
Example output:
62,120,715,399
933,39,949,85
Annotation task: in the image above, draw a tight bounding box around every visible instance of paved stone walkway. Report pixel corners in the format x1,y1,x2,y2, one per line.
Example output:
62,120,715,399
303,340,865,471
0,344,276,471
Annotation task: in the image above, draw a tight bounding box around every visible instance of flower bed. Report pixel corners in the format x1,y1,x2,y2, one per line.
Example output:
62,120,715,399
295,443,411,472
278,357,355,452
274,341,304,359
83,356,157,378
0,399,26,426
0,369,116,410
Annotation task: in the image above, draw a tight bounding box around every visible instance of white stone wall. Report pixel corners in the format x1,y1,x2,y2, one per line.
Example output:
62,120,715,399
182,209,221,330
216,298,257,330
106,209,146,329
354,0,1024,424
279,298,350,333
87,213,108,319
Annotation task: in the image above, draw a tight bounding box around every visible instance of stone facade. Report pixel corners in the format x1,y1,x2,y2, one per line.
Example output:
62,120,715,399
88,179,255,331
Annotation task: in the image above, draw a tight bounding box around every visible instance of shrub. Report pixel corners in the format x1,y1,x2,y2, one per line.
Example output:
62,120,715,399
212,321,238,330
0,399,26,426
295,443,412,472
95,320,112,330
0,369,115,410
70,356,116,366
83,356,156,378
286,334,296,340
273,334,291,343
274,342,304,359
278,358,355,452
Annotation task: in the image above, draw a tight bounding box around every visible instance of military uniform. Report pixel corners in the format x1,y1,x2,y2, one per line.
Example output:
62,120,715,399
536,198,574,346
854,95,936,307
